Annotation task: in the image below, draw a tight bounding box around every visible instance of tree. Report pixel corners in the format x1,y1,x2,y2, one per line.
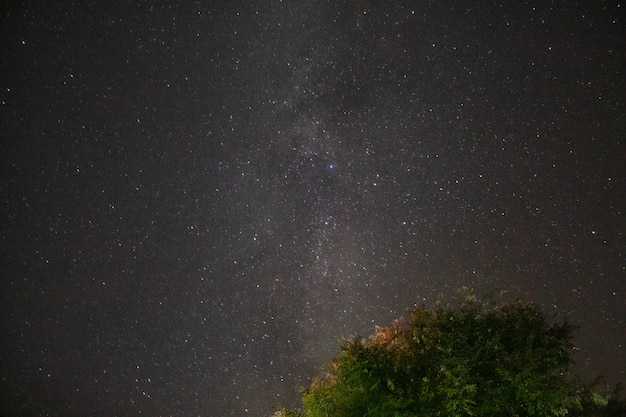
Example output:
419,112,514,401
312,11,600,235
568,379,625,417
290,288,604,417
272,408,307,417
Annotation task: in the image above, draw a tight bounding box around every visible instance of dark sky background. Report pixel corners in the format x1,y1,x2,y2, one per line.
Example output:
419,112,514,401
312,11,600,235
1,1,624,416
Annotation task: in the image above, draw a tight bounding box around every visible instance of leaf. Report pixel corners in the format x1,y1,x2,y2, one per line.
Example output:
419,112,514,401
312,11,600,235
300,290,581,417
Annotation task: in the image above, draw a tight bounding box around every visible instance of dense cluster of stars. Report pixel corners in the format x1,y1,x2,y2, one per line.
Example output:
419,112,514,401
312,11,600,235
1,2,623,416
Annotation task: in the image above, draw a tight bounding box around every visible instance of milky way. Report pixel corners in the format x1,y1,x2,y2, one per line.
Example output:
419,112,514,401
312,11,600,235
1,2,624,416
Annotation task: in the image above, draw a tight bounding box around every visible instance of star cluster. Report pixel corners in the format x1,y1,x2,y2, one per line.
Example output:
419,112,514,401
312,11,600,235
1,2,624,416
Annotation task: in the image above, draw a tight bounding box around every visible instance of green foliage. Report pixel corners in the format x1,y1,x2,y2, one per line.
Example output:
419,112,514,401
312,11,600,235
272,408,307,417
300,289,583,417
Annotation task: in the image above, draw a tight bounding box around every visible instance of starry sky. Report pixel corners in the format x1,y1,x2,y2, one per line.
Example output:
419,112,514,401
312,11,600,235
1,2,624,416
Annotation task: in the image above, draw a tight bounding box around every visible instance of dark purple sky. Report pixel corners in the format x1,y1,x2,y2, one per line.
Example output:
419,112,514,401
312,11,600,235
1,2,624,416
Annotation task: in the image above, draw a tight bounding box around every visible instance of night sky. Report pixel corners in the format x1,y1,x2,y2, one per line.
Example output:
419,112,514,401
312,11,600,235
1,2,624,416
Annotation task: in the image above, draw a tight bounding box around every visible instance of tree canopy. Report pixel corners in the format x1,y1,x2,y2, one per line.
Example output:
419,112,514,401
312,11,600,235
275,288,619,417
